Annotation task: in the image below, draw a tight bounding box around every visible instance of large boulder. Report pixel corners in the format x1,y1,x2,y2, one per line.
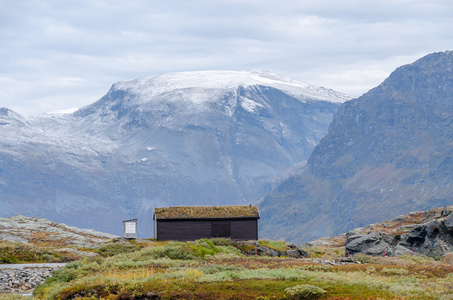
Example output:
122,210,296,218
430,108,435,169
397,219,453,257
345,231,392,256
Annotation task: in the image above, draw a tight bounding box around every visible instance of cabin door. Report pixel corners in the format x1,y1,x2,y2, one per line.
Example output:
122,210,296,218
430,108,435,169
211,221,231,237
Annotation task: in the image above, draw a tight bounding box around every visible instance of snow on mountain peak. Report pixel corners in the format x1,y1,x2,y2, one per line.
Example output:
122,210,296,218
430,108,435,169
111,70,351,105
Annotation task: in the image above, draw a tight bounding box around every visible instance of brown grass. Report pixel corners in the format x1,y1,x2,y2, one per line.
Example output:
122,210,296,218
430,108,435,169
153,205,259,219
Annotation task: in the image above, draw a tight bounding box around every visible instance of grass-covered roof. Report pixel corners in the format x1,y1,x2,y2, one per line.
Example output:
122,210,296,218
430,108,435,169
153,205,260,220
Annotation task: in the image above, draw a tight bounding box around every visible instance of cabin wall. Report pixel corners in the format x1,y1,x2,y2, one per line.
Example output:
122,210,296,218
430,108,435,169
156,218,258,241
230,219,258,240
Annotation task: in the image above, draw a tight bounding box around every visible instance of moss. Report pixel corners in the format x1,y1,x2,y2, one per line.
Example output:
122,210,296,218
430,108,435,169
259,240,287,252
154,205,259,219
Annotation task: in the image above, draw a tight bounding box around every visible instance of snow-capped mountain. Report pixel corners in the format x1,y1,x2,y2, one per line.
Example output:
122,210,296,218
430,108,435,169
0,70,350,236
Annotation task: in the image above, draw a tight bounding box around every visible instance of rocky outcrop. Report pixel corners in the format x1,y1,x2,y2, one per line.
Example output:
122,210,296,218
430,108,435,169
0,215,118,249
344,206,453,258
234,241,310,258
0,268,54,294
345,231,393,257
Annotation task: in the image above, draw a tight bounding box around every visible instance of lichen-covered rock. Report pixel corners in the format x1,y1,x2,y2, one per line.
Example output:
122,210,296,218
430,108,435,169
0,215,118,249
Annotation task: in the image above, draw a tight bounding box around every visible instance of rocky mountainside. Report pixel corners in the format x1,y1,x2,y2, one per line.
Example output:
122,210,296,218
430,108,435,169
259,51,453,244
345,206,453,258
308,205,453,259
0,215,118,248
0,70,349,236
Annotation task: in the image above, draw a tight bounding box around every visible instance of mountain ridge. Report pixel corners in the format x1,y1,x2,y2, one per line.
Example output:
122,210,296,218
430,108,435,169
259,51,453,244
0,70,347,236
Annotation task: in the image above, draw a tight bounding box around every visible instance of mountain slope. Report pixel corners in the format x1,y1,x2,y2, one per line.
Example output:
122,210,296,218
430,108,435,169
259,51,453,244
0,70,349,236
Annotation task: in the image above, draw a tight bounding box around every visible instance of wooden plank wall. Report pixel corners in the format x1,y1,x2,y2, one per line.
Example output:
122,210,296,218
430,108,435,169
156,219,258,241
157,220,211,241
231,219,258,240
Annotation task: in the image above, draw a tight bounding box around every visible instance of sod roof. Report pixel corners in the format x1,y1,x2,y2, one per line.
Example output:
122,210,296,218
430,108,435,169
153,205,260,220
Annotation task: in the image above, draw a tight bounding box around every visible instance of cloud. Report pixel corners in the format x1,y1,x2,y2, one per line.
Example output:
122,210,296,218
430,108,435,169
1,0,452,114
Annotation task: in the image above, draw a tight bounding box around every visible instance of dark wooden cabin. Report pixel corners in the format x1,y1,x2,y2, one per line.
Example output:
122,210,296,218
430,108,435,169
153,205,260,241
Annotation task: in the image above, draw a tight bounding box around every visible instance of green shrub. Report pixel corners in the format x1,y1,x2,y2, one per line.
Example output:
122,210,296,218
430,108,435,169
209,238,234,246
197,267,306,282
0,241,68,263
399,254,437,264
353,254,387,264
381,268,409,276
298,264,333,272
96,243,140,257
145,239,237,260
284,284,326,299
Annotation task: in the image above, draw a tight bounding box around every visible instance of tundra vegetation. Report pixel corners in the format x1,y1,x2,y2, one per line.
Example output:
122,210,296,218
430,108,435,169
0,241,75,264
1,238,452,299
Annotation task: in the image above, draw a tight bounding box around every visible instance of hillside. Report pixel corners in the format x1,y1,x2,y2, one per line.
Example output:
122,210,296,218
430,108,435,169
0,215,117,248
308,205,453,259
1,214,453,299
0,70,349,236
0,215,118,264
6,234,453,299
259,51,453,243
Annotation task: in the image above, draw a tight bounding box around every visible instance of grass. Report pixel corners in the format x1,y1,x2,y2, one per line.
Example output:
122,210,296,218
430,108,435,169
0,241,75,264
303,245,345,258
18,239,452,300
258,240,287,252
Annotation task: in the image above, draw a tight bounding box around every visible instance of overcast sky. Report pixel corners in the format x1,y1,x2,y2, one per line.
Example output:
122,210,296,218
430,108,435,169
1,0,452,115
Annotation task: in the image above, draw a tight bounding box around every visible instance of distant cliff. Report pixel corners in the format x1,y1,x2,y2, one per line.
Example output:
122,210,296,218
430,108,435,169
260,51,453,243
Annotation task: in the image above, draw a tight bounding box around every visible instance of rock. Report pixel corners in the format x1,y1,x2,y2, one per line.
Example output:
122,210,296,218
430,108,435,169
286,249,310,258
441,207,452,218
345,231,392,256
444,214,453,231
0,215,118,249
394,245,414,256
405,226,428,246
0,267,56,294
443,253,453,265
337,257,360,264
255,246,284,257
234,240,310,258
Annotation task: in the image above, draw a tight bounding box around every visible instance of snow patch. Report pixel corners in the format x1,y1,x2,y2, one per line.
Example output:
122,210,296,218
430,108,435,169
240,97,264,113
111,70,351,106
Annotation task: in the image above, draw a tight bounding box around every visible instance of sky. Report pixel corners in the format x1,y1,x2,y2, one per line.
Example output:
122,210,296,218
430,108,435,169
1,0,452,115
